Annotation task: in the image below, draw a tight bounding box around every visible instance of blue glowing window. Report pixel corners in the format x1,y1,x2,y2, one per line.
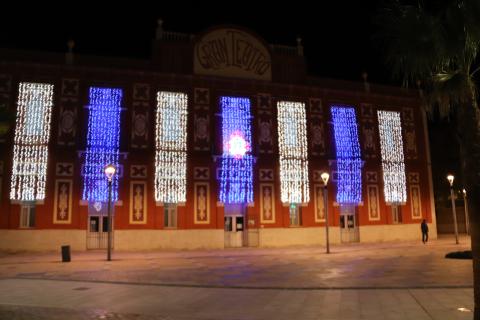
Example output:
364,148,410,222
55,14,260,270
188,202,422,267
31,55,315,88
331,106,363,204
82,87,122,202
219,96,254,204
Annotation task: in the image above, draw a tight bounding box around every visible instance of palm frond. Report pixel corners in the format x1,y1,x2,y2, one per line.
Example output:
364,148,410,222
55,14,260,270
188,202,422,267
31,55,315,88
431,70,478,119
375,1,448,86
376,0,480,121
433,71,472,102
463,0,480,44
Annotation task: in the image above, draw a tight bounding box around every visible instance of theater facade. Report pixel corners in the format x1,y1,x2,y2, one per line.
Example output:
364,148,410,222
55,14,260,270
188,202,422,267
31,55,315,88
0,24,437,251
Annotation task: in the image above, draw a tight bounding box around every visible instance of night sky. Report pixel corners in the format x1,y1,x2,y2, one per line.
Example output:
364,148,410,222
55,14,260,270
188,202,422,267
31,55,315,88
1,2,392,84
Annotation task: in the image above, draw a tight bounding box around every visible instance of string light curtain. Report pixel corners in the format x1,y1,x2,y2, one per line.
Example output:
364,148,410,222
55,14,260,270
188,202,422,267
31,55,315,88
378,110,407,203
219,96,254,204
82,87,122,202
10,82,54,201
155,91,188,203
331,106,363,204
277,101,309,204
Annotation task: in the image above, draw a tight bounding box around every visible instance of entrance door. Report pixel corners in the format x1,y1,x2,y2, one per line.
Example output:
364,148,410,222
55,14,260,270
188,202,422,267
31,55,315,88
339,206,360,243
224,204,246,248
224,216,245,248
87,215,113,249
87,202,115,249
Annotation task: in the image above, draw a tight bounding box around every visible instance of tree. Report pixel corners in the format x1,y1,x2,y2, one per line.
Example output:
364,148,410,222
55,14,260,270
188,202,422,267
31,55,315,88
0,107,14,138
376,0,480,317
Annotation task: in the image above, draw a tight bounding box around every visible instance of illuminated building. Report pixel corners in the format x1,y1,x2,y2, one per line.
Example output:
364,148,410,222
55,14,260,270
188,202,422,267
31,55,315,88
0,25,436,250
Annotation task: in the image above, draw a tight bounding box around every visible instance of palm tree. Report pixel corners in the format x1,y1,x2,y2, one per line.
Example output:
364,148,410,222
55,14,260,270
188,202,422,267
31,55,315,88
376,0,480,317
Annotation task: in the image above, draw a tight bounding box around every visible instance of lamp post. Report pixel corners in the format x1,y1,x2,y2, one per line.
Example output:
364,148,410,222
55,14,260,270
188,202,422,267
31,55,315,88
447,174,459,244
104,164,116,261
462,188,470,236
321,172,330,254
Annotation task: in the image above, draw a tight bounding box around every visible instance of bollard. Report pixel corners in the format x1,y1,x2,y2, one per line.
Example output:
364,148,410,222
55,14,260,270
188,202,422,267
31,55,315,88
61,245,71,262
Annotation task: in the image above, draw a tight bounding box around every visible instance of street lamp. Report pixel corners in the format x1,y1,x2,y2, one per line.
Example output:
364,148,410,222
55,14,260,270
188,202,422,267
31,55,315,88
462,189,470,236
321,172,330,254
447,174,459,244
104,164,116,261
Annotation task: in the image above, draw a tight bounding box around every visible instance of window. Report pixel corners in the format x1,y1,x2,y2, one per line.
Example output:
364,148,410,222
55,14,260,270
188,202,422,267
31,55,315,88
82,87,122,202
164,203,177,228
224,216,233,231
289,204,301,226
277,101,309,204
20,202,35,228
378,111,407,204
219,97,254,204
10,83,54,202
89,216,99,232
155,92,188,203
235,217,244,231
392,205,403,224
102,216,110,232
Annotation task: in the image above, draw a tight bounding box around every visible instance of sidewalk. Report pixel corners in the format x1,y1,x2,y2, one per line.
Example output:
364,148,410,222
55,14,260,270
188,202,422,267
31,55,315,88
0,236,473,319
0,236,472,289
0,279,473,320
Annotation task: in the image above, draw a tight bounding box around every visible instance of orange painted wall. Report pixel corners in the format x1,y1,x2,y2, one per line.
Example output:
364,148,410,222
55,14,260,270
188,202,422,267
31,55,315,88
0,66,434,233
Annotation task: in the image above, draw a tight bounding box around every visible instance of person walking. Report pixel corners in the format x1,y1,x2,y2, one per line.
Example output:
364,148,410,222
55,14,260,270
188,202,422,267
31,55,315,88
421,219,429,244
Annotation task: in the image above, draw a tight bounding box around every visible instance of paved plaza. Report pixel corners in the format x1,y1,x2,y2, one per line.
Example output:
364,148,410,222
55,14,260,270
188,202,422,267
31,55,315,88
0,236,474,319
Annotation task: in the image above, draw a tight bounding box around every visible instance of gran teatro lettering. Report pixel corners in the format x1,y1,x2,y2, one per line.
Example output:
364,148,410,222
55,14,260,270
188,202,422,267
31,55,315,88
197,31,270,74
194,28,272,81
